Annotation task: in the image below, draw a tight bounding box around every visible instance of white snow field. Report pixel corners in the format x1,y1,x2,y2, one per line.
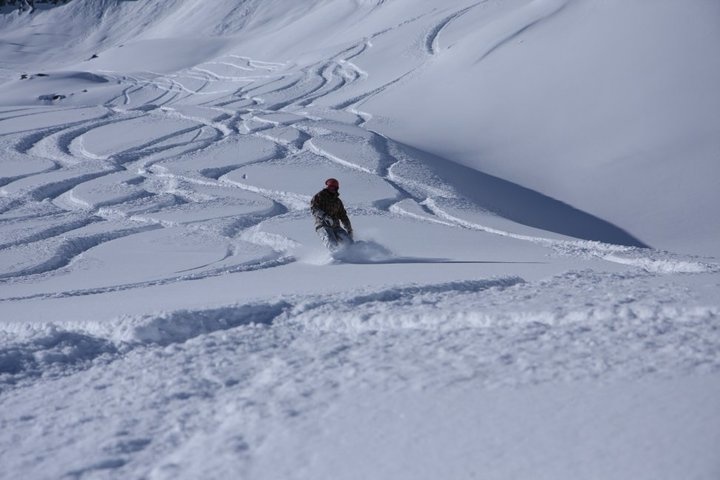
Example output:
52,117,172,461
1,0,719,478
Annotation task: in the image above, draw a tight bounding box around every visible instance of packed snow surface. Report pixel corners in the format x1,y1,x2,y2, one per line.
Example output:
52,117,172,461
1,0,719,479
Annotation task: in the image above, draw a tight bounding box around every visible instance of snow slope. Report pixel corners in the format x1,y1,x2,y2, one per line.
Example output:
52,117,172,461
363,0,720,257
1,1,719,479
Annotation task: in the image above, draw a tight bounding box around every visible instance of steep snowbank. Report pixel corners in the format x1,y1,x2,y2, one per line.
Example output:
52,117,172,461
363,0,720,256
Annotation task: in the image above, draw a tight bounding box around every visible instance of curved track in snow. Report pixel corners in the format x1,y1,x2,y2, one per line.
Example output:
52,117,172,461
1,1,719,478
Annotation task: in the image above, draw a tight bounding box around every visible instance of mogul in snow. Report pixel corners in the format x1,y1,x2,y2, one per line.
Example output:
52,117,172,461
311,178,353,250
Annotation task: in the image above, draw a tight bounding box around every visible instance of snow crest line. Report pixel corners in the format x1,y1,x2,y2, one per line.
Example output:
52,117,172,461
474,0,568,63
0,277,524,378
0,277,524,388
0,301,292,391
5,271,720,393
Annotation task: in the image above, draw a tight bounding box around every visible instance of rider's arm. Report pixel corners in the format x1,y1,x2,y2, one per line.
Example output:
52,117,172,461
310,194,330,226
338,201,352,234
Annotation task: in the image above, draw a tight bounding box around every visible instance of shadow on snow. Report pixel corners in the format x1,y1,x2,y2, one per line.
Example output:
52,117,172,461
396,142,650,248
331,240,546,265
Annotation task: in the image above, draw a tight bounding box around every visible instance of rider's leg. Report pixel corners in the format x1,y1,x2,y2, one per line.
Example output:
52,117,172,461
316,226,339,249
334,228,353,245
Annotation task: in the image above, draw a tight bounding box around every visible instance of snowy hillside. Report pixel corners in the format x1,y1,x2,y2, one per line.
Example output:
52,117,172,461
1,1,719,479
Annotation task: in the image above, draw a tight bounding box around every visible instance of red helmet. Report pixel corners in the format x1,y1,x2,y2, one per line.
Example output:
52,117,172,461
325,178,339,190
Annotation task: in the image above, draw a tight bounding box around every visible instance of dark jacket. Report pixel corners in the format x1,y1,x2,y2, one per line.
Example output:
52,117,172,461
311,188,352,232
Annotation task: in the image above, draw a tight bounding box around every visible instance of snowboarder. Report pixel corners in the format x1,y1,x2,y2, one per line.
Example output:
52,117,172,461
311,178,353,250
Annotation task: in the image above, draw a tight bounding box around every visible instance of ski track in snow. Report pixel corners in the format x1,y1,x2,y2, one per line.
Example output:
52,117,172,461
0,0,717,358
425,2,486,55
1,1,719,478
0,2,716,316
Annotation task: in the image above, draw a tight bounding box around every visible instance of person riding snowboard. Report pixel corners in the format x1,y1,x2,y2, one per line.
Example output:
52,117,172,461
311,178,353,250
